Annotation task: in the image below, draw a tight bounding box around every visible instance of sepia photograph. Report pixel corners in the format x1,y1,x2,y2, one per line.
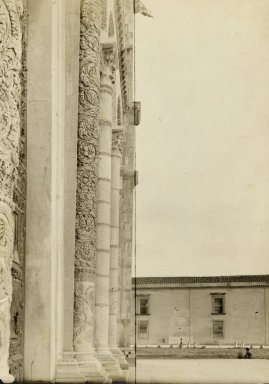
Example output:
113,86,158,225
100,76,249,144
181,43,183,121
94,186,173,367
0,0,269,383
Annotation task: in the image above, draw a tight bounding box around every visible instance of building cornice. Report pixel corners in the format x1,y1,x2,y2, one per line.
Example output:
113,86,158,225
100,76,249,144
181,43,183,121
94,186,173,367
132,275,269,289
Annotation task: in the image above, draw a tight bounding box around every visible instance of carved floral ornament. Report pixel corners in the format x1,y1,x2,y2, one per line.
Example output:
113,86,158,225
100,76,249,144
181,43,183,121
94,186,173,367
0,0,22,284
0,0,23,380
75,0,101,276
74,0,102,353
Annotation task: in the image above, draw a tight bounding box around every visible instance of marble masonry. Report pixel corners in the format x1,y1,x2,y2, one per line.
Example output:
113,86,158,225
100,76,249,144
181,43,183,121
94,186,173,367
0,0,147,382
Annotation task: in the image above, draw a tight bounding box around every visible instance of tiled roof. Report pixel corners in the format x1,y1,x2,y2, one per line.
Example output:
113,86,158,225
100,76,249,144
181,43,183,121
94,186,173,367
132,275,269,285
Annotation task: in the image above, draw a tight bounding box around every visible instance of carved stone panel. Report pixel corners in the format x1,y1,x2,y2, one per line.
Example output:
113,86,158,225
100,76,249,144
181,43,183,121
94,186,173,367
9,181,26,381
74,0,102,353
7,2,27,380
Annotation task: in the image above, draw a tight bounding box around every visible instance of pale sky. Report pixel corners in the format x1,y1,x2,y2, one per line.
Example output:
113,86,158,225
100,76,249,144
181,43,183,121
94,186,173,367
134,0,269,277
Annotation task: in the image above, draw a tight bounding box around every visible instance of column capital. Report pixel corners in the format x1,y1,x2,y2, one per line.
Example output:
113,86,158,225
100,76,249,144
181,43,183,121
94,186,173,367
112,128,124,154
120,168,138,186
101,43,116,85
102,44,116,67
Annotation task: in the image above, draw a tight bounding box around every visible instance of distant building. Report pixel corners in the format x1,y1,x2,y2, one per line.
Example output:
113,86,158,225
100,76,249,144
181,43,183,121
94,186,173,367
132,275,269,346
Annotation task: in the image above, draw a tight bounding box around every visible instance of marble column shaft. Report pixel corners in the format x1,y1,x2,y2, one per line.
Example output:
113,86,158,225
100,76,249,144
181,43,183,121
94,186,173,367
95,45,123,380
109,131,128,369
95,48,114,352
109,132,122,349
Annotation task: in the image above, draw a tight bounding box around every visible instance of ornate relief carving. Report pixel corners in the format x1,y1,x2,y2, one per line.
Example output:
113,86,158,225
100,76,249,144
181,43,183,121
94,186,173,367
74,0,102,353
9,4,27,380
112,130,123,154
73,281,95,350
100,45,116,88
115,0,129,109
76,0,101,281
117,96,122,126
0,0,24,380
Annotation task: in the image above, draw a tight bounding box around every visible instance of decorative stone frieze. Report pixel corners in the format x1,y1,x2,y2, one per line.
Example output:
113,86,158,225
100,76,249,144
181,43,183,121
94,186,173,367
74,0,102,353
73,2,109,382
0,0,23,381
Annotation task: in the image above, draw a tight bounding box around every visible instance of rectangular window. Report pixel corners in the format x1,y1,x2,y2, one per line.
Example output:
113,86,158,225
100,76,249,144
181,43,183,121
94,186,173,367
213,320,224,339
211,294,225,314
138,320,149,339
140,298,149,315
136,295,150,315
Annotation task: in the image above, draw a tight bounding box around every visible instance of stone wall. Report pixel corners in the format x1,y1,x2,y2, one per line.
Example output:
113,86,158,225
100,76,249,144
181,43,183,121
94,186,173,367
135,287,269,345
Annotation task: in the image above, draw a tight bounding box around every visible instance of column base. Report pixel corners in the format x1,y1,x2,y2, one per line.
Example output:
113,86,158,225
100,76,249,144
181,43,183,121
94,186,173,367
0,373,14,384
122,346,135,367
110,347,129,370
55,353,85,383
96,347,125,382
76,352,111,383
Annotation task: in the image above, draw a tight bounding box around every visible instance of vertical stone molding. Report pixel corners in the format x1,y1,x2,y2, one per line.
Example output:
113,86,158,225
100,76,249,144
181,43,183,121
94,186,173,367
95,45,123,381
74,0,108,381
119,168,135,350
109,129,128,369
101,0,107,30
0,0,23,382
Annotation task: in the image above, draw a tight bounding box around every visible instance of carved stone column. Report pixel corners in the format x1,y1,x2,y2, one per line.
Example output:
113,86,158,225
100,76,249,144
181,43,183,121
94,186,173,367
109,129,128,369
73,0,109,382
0,1,23,382
95,45,123,381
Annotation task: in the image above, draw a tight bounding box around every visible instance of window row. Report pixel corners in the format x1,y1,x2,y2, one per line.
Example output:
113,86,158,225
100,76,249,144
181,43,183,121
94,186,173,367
136,293,226,316
137,320,224,339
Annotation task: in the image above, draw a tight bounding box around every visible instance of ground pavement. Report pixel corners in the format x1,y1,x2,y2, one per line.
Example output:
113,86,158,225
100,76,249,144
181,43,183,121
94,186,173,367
126,359,269,384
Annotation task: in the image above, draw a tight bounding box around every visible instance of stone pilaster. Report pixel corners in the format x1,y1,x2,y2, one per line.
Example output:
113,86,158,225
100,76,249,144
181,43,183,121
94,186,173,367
109,130,128,369
119,168,135,348
55,0,83,381
0,1,23,382
73,0,108,382
95,45,123,381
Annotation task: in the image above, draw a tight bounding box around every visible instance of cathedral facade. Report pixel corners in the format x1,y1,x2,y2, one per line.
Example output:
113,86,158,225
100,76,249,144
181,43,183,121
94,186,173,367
0,0,142,382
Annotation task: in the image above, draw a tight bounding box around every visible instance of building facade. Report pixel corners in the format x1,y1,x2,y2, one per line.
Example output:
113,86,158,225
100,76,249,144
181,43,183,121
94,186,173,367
0,0,146,382
133,276,269,346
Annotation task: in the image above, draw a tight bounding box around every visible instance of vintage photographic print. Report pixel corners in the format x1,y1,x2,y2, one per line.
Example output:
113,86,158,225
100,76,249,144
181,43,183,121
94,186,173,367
0,0,268,383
